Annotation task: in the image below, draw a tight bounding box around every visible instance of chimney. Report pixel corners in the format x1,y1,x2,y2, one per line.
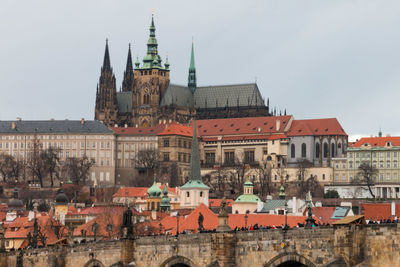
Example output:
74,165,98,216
81,118,85,125
292,196,297,213
124,124,128,128
276,119,280,131
151,210,157,220
11,122,16,129
391,201,396,217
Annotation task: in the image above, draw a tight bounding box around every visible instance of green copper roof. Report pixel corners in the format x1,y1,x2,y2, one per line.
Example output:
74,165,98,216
279,185,286,199
235,194,260,203
189,42,195,70
188,42,197,92
244,181,253,187
160,185,171,209
147,181,162,198
181,120,209,190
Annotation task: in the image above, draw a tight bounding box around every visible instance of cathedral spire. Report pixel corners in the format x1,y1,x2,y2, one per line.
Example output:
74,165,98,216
142,12,162,69
189,120,201,181
122,43,134,92
188,41,197,93
102,39,111,71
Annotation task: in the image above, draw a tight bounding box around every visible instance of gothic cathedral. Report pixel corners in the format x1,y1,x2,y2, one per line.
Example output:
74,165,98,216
95,15,274,128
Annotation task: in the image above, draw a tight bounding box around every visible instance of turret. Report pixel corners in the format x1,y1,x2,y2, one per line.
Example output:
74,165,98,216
188,42,197,93
122,43,134,92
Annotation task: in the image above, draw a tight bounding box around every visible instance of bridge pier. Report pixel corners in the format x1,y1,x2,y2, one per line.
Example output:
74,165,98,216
121,239,135,265
211,233,236,267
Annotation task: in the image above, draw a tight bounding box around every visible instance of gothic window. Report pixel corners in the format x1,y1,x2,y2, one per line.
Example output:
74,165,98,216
331,143,335,157
143,94,150,104
323,142,328,158
301,143,306,158
316,143,320,158
290,144,295,158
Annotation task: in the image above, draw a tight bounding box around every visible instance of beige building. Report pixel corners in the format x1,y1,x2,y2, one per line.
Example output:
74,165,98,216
332,136,400,198
0,120,115,186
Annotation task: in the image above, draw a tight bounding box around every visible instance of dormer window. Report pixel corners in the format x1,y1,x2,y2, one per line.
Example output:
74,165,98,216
386,142,391,147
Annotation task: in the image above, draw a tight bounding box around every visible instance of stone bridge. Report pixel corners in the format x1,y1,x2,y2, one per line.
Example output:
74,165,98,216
2,224,400,267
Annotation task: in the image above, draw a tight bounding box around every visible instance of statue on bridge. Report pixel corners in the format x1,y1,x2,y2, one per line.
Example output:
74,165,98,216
198,212,204,232
121,208,134,239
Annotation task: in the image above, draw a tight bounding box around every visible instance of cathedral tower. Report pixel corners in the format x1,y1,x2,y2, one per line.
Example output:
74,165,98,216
132,13,170,127
188,42,197,93
95,40,118,126
122,43,134,92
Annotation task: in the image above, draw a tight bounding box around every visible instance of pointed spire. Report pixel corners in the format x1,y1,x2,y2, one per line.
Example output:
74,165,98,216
164,53,170,70
141,13,161,69
189,120,201,181
102,39,111,71
135,56,140,68
125,43,133,72
188,41,197,93
284,109,287,116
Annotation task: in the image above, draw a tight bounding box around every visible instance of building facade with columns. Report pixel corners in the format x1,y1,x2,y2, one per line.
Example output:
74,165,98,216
331,136,400,199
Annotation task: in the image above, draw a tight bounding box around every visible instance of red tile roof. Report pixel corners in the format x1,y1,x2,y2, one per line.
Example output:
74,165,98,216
68,206,125,216
158,123,199,137
287,118,347,137
350,137,400,148
112,124,166,135
303,207,337,224
227,214,322,229
195,116,293,136
113,187,148,198
361,203,400,221
208,199,234,208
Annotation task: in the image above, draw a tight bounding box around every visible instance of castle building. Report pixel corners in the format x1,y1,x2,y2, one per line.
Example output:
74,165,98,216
94,15,273,128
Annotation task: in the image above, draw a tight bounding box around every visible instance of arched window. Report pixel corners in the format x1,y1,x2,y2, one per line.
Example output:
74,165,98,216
316,143,320,158
323,142,328,158
290,144,295,158
151,202,155,211
331,143,335,157
143,94,150,104
301,143,307,158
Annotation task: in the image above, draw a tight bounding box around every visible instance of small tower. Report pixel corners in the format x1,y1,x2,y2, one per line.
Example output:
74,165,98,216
55,188,69,224
279,185,286,200
188,42,197,93
147,177,162,211
180,121,209,209
160,185,171,212
122,43,134,92
94,39,118,127
232,181,261,214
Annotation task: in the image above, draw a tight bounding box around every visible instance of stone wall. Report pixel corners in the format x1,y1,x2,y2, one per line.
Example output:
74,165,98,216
2,225,400,267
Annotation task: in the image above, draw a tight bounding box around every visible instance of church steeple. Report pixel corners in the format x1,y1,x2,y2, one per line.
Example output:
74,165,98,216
95,39,118,126
122,43,134,92
142,12,162,69
102,39,111,71
188,42,197,93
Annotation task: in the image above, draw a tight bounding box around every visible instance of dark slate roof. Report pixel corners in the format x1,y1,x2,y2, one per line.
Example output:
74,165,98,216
194,83,265,109
0,120,113,134
160,83,266,109
259,199,286,213
117,92,133,113
160,84,194,108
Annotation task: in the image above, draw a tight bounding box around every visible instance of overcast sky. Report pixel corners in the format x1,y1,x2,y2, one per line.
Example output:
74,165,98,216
1,0,399,139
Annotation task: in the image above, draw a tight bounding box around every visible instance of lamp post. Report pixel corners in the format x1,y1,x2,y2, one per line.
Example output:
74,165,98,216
176,212,180,236
92,221,98,242
159,223,163,235
244,213,248,229
284,200,288,230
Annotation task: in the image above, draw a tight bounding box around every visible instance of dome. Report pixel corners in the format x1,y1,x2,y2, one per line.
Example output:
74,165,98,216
55,188,69,205
234,194,260,203
8,198,24,211
147,181,162,198
160,186,170,208
244,181,253,187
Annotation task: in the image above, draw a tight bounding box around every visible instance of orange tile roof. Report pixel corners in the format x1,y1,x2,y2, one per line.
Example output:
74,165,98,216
361,203,400,221
178,203,218,233
287,118,347,137
113,187,148,198
228,214,322,229
158,123,199,137
195,116,292,136
208,199,234,208
112,124,166,135
303,207,337,224
68,206,125,215
350,137,400,148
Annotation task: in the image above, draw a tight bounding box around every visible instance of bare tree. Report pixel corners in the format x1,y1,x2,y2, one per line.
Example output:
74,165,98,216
296,158,313,197
26,136,46,187
226,155,248,195
0,154,23,182
254,163,273,197
63,156,92,185
301,175,324,198
169,162,179,187
353,162,378,199
134,148,160,177
41,147,61,187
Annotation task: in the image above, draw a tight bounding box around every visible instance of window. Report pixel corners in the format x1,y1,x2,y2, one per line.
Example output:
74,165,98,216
186,192,190,197
315,143,320,158
200,192,203,197
290,144,295,158
163,153,170,161
205,152,215,165
301,143,306,158
224,151,235,165
331,143,335,157
178,139,182,147
163,138,170,147
143,94,150,104
244,150,255,163
322,174,326,180
323,143,328,158
387,173,391,180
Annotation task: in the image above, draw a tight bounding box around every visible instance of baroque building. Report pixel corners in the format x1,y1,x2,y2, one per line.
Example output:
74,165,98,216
94,14,273,128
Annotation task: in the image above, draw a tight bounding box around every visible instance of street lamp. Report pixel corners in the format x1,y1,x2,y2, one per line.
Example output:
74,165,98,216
159,223,163,235
92,221,98,242
284,200,288,230
244,213,248,229
176,212,180,236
